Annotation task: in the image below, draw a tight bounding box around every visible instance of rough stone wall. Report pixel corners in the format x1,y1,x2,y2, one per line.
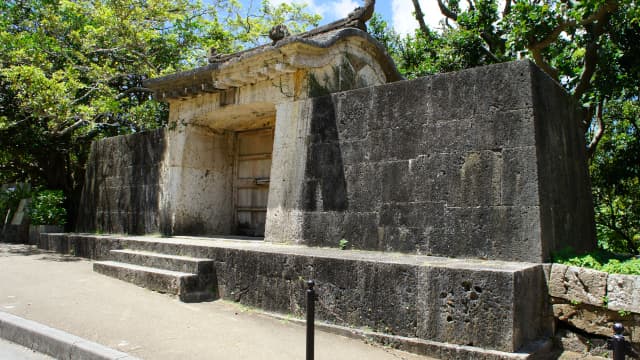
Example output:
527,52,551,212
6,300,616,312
548,264,640,344
76,130,165,234
159,125,235,236
531,72,597,258
37,233,551,353
267,60,596,262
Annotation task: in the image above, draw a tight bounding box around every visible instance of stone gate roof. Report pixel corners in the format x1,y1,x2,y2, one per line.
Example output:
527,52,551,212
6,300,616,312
144,0,401,100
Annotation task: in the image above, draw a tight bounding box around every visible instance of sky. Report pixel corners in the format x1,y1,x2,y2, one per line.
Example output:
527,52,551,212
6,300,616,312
264,0,446,36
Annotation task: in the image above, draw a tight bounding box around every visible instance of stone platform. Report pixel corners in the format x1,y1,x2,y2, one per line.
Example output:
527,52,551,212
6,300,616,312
38,233,553,359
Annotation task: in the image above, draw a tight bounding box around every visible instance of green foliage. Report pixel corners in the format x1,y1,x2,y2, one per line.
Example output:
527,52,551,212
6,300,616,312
339,238,349,250
368,9,506,80
618,309,631,317
0,0,318,226
223,0,320,47
28,190,67,226
590,100,640,254
553,247,640,275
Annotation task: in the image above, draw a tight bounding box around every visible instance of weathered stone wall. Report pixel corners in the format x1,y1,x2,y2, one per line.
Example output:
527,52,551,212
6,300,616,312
548,264,640,345
159,125,235,236
38,232,551,354
266,60,596,262
532,76,596,259
77,130,165,234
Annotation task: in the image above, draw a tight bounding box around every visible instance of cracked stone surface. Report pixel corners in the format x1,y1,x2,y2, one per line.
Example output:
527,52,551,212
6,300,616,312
548,264,607,306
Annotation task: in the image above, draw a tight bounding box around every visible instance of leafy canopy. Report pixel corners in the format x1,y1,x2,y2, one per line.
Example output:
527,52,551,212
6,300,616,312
0,0,318,226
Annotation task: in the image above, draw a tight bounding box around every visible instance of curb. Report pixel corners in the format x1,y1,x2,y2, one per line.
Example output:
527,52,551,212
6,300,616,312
0,311,140,360
259,310,553,360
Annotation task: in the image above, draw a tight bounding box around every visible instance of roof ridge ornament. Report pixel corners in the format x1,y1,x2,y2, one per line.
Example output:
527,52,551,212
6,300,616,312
268,24,291,45
346,0,375,30
293,0,375,38
207,0,376,64
208,48,224,64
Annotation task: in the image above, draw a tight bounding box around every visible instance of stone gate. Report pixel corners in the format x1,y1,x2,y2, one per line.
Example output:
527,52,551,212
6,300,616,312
61,4,598,358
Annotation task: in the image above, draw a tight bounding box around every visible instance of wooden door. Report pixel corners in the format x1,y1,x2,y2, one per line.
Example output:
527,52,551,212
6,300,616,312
235,128,273,237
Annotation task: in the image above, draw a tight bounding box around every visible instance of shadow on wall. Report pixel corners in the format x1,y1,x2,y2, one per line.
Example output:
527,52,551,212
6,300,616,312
77,130,167,235
302,95,348,212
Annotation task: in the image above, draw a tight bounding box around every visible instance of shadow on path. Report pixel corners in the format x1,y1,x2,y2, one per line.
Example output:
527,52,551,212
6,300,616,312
0,243,80,261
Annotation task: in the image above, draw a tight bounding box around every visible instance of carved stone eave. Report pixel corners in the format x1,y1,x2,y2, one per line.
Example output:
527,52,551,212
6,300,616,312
144,28,402,101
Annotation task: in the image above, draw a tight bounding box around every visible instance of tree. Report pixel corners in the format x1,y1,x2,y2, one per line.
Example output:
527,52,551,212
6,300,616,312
590,100,639,253
405,0,639,153
0,0,318,227
223,0,321,47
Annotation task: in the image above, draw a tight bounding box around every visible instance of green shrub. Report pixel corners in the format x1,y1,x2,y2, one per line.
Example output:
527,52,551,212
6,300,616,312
28,190,67,226
553,247,640,275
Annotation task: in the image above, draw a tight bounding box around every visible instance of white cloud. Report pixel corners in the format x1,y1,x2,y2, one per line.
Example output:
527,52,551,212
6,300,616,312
331,0,359,18
391,0,445,36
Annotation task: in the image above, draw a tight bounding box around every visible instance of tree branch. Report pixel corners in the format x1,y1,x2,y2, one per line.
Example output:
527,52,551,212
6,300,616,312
526,0,619,96
116,87,154,100
573,4,615,99
579,0,618,27
89,47,123,54
4,118,30,130
573,41,598,99
129,49,158,72
528,20,572,51
71,85,100,105
502,0,512,17
466,0,475,12
55,119,87,137
411,0,432,37
437,0,458,21
586,97,605,160
529,47,560,80
480,44,500,62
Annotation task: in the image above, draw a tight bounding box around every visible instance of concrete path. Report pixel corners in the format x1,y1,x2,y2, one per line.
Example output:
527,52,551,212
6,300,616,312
0,338,53,359
0,243,432,360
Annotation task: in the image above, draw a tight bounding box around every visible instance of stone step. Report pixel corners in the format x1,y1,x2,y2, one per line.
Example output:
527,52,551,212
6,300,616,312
93,261,215,302
46,233,554,358
109,249,213,274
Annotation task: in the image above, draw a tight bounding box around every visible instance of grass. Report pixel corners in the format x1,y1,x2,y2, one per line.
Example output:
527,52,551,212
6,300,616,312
553,247,640,275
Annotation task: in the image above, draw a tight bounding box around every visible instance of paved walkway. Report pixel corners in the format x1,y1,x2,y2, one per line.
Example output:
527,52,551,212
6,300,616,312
0,338,53,359
0,243,432,360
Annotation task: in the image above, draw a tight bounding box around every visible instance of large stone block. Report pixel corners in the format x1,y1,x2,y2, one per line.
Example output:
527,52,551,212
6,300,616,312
416,265,548,351
607,273,640,313
548,264,607,306
209,247,552,353
267,60,596,262
77,129,166,234
38,233,555,357
553,300,640,344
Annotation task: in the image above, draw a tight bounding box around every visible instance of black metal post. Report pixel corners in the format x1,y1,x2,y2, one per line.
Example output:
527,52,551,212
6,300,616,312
306,280,315,360
608,323,640,360
610,323,627,360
